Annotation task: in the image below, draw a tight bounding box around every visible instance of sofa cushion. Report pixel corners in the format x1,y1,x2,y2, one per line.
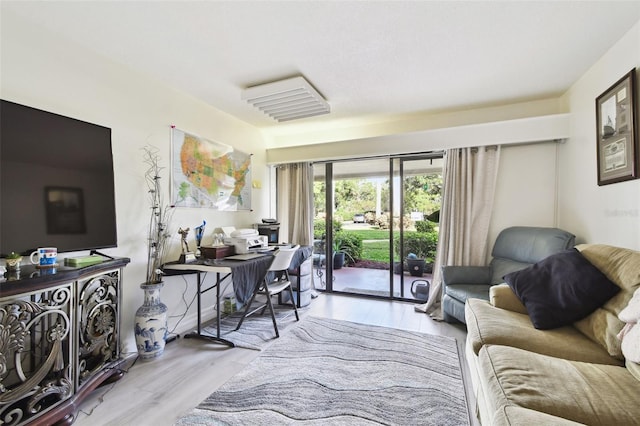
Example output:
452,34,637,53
479,345,640,425
575,244,640,358
489,283,528,315
503,249,619,330
627,359,640,382
465,298,621,365
444,284,491,303
492,406,585,426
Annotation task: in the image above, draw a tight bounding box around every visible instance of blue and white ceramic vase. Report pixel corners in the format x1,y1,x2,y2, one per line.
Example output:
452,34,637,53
134,282,168,360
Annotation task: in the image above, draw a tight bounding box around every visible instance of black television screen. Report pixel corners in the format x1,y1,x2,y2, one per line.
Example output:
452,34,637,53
0,100,118,257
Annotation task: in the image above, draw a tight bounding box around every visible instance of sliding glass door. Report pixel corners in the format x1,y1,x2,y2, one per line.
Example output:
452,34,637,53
392,157,443,300
312,159,389,295
312,154,442,302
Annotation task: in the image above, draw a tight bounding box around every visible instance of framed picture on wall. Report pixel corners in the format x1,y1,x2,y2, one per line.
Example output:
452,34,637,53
596,68,638,186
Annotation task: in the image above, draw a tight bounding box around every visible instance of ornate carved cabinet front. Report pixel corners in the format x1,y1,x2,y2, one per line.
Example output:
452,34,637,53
0,283,74,425
76,270,121,387
0,258,130,426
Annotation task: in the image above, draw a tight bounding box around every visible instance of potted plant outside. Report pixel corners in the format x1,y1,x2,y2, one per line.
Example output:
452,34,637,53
406,253,426,277
394,231,438,276
332,239,346,269
332,232,361,269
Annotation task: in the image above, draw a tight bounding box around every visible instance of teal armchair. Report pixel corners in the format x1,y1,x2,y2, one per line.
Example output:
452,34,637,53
442,226,576,323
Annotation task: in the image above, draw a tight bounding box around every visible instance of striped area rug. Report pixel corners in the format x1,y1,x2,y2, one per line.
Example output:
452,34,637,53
175,316,470,425
202,303,305,350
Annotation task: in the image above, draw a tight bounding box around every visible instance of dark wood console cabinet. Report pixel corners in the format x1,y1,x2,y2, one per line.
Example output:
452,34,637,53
0,258,131,426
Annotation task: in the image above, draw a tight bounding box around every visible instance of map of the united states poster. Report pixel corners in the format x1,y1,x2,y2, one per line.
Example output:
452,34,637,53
171,128,251,210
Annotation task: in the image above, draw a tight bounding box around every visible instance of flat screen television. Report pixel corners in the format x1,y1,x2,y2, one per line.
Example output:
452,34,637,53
0,100,118,257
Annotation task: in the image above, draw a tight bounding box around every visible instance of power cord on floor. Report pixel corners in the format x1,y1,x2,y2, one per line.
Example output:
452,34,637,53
165,272,235,340
166,274,199,340
72,352,139,423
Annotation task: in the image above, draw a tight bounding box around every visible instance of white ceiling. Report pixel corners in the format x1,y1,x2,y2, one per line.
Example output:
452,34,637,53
3,1,640,136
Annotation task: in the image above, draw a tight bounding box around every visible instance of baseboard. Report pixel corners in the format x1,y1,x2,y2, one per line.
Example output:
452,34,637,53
169,305,218,337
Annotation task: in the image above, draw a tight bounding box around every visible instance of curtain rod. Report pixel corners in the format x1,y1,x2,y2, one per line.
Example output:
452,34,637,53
311,150,445,166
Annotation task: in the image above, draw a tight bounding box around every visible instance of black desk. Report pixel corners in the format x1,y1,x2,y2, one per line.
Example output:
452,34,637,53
163,255,273,347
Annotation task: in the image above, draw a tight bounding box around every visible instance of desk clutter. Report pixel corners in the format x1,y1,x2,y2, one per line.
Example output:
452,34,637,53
176,223,270,264
200,245,235,259
162,244,314,346
223,295,237,314
223,228,269,253
198,227,268,261
176,222,287,264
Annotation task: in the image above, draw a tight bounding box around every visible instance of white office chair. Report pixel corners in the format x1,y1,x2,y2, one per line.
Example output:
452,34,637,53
235,245,300,338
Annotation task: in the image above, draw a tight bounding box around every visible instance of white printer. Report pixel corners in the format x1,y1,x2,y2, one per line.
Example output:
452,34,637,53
223,228,268,254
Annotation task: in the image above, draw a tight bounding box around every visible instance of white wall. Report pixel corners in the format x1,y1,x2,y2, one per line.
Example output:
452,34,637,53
1,12,270,352
488,142,561,251
558,21,640,249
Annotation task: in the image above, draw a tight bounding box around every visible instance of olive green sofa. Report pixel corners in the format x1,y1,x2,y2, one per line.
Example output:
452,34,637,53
464,244,640,425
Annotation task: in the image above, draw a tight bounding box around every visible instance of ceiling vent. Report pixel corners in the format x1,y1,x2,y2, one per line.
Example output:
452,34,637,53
242,76,330,122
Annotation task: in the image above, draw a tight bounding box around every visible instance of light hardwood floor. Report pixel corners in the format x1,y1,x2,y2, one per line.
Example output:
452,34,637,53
73,293,477,425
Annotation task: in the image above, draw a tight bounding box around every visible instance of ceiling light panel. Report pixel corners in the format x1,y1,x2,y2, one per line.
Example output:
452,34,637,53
242,76,330,122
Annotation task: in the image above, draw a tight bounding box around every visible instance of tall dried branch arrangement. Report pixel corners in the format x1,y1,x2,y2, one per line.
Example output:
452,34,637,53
143,146,175,284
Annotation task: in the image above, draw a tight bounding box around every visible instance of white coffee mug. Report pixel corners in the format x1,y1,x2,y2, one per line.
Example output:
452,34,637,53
30,247,57,266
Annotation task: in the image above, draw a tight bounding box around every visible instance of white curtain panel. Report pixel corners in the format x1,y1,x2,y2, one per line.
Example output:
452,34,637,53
276,163,314,246
416,146,501,318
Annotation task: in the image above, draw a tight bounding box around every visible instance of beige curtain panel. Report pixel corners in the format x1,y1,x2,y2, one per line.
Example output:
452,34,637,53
276,163,314,246
416,146,501,318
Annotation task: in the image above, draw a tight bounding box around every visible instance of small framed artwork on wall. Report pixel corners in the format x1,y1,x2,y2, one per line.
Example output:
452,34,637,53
595,68,638,186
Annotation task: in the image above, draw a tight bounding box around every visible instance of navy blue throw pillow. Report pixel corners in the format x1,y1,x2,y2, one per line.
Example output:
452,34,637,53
503,249,619,330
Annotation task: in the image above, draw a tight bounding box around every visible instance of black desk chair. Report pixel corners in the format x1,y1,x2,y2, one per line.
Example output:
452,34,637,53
235,245,300,338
